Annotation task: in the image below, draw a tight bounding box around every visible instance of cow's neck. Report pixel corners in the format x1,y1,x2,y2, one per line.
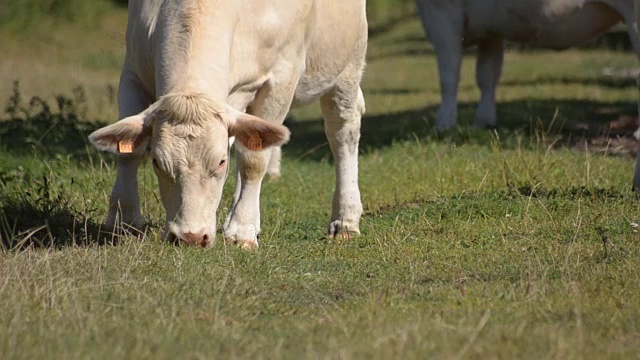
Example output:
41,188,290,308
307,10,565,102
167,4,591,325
155,0,234,101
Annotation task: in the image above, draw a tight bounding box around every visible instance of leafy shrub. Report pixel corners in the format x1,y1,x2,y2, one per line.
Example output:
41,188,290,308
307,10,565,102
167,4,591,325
0,81,105,159
0,83,112,250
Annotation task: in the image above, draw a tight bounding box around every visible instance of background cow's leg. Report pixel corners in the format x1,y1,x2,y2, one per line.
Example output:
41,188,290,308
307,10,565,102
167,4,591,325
224,80,298,249
321,78,365,239
616,0,640,192
604,0,640,192
633,151,640,191
416,0,464,130
605,0,640,59
106,70,152,233
634,0,640,192
474,37,505,128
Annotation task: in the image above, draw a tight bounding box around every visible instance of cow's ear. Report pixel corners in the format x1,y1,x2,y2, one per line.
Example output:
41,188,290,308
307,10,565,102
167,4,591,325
89,114,152,155
229,113,290,151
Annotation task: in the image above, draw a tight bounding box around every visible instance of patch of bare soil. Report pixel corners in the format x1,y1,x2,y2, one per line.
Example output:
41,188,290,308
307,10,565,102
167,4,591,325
567,114,640,157
562,67,640,157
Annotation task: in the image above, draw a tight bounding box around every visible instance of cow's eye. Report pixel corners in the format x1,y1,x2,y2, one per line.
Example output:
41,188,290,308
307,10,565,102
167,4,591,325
208,159,227,178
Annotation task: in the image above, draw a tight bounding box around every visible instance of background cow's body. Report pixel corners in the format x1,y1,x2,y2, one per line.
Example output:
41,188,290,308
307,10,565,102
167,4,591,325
416,0,640,130
90,0,367,248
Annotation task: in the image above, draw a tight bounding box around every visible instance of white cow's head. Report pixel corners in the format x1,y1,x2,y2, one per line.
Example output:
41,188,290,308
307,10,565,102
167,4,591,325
89,93,290,247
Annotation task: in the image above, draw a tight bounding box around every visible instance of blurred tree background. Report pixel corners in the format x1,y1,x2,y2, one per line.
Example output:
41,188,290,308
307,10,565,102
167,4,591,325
0,0,414,31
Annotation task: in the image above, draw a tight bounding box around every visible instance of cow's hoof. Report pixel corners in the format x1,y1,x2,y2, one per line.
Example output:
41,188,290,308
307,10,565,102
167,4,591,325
472,113,497,129
266,170,281,180
328,220,360,239
433,115,458,132
471,120,497,129
236,239,259,250
433,123,457,132
223,222,259,249
224,236,259,250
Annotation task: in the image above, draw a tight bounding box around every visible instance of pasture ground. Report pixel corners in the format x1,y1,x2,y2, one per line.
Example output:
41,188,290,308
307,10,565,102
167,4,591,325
2,8,640,359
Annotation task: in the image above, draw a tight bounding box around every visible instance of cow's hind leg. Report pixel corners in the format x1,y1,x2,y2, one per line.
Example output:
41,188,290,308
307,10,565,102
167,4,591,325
105,70,153,234
620,3,640,60
321,75,365,238
474,37,504,128
605,0,640,191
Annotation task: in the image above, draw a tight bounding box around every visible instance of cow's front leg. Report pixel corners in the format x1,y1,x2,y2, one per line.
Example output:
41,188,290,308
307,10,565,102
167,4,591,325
106,154,146,233
223,148,271,250
416,0,464,130
321,85,364,239
104,69,152,235
224,77,297,249
474,37,504,128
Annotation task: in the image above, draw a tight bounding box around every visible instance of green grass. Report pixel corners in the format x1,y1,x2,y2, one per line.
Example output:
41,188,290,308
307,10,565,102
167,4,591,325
2,10,640,360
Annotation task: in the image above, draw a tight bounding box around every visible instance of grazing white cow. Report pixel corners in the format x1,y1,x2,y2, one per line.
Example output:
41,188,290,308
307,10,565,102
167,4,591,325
89,0,367,249
415,0,640,130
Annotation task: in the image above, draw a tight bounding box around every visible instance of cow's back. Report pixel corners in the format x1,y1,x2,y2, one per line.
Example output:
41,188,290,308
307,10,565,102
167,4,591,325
121,0,367,107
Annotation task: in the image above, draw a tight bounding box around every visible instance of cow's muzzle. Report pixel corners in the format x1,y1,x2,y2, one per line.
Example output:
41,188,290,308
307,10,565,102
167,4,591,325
168,230,212,248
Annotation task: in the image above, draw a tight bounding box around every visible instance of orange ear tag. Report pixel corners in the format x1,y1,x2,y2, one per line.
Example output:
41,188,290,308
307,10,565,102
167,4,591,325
246,133,263,151
118,140,134,154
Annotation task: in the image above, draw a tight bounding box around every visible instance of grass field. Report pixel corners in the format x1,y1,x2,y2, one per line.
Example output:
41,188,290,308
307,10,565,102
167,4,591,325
2,7,640,360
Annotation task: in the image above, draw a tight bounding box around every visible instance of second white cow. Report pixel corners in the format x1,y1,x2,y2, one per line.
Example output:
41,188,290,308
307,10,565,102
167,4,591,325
416,0,640,130
89,0,367,249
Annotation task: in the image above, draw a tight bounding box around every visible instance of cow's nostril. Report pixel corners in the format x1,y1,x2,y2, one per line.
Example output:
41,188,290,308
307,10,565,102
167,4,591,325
199,234,211,248
181,231,206,245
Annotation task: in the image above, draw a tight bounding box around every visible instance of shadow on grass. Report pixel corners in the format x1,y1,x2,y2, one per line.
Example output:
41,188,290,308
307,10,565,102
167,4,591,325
0,176,140,250
364,75,637,97
370,29,636,61
2,78,637,167
0,194,105,250
366,185,628,218
284,98,638,162
511,29,635,53
499,76,637,89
